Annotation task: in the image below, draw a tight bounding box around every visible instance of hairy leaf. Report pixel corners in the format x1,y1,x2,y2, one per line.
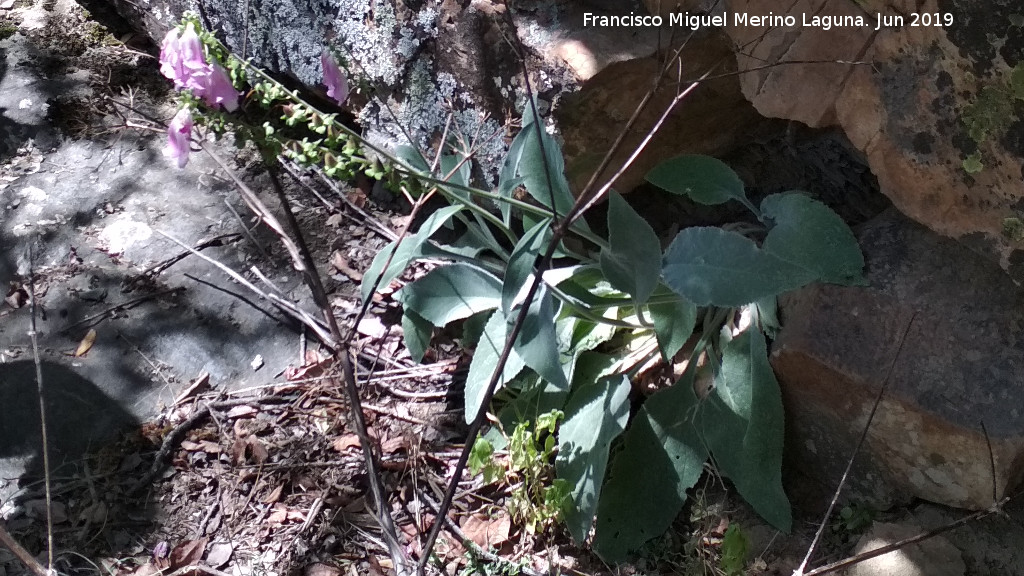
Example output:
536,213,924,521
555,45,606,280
662,227,817,307
502,220,550,315
557,363,630,543
395,144,430,172
700,328,791,531
594,368,707,561
360,205,463,303
401,308,432,364
600,192,662,306
465,308,526,423
514,286,569,391
646,155,753,212
649,296,697,361
519,117,575,220
498,130,528,225
440,153,472,188
760,193,866,285
398,263,501,328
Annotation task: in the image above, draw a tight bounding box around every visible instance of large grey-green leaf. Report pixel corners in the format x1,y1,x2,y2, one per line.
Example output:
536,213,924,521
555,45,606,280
398,263,501,328
520,128,573,219
594,368,707,561
699,328,791,532
502,220,550,315
760,192,866,286
600,191,662,306
649,296,697,360
395,144,430,173
662,227,817,307
513,286,569,391
645,155,754,212
360,205,463,303
465,308,526,423
440,153,472,188
401,308,432,364
498,130,528,225
557,362,631,543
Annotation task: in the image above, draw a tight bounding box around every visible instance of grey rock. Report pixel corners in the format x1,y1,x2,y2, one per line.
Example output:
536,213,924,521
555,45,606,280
772,209,1024,510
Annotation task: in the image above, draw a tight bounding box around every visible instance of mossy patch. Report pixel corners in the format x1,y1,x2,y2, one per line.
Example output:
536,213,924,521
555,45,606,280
0,16,19,40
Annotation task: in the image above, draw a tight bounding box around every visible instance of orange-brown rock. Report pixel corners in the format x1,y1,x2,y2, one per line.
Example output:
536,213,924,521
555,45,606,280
721,0,1024,278
556,27,776,195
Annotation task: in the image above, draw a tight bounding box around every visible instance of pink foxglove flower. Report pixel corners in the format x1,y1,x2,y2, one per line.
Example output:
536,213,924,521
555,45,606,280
160,23,239,112
166,108,193,168
191,63,240,112
321,51,349,105
160,23,207,90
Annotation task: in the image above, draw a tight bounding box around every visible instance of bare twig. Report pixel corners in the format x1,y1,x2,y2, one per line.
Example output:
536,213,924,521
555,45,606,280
26,243,55,571
57,287,185,334
124,232,242,288
0,521,51,576
154,230,335,346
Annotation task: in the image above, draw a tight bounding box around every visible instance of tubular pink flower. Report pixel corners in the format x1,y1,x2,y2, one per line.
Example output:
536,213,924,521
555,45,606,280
177,23,207,73
190,63,240,112
158,29,183,85
160,23,207,89
321,51,349,105
166,108,193,168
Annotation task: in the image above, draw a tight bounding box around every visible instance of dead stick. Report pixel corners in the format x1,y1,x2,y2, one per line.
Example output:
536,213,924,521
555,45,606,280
0,522,51,576
57,287,185,334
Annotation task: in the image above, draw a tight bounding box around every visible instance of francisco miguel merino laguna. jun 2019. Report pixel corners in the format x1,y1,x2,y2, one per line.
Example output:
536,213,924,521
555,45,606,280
581,10,954,31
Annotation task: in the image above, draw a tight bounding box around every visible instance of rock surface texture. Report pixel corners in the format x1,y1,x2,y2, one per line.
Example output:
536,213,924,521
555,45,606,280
718,0,1024,278
772,209,1024,510
845,522,966,576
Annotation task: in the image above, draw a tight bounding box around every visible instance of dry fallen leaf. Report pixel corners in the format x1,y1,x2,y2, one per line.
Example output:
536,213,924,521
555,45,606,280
267,504,305,525
230,436,269,465
326,213,344,227
4,285,28,309
168,538,208,570
226,405,258,419
262,483,284,504
356,316,385,338
330,250,363,281
332,434,361,452
75,328,97,357
460,511,511,548
346,188,367,208
284,349,332,382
